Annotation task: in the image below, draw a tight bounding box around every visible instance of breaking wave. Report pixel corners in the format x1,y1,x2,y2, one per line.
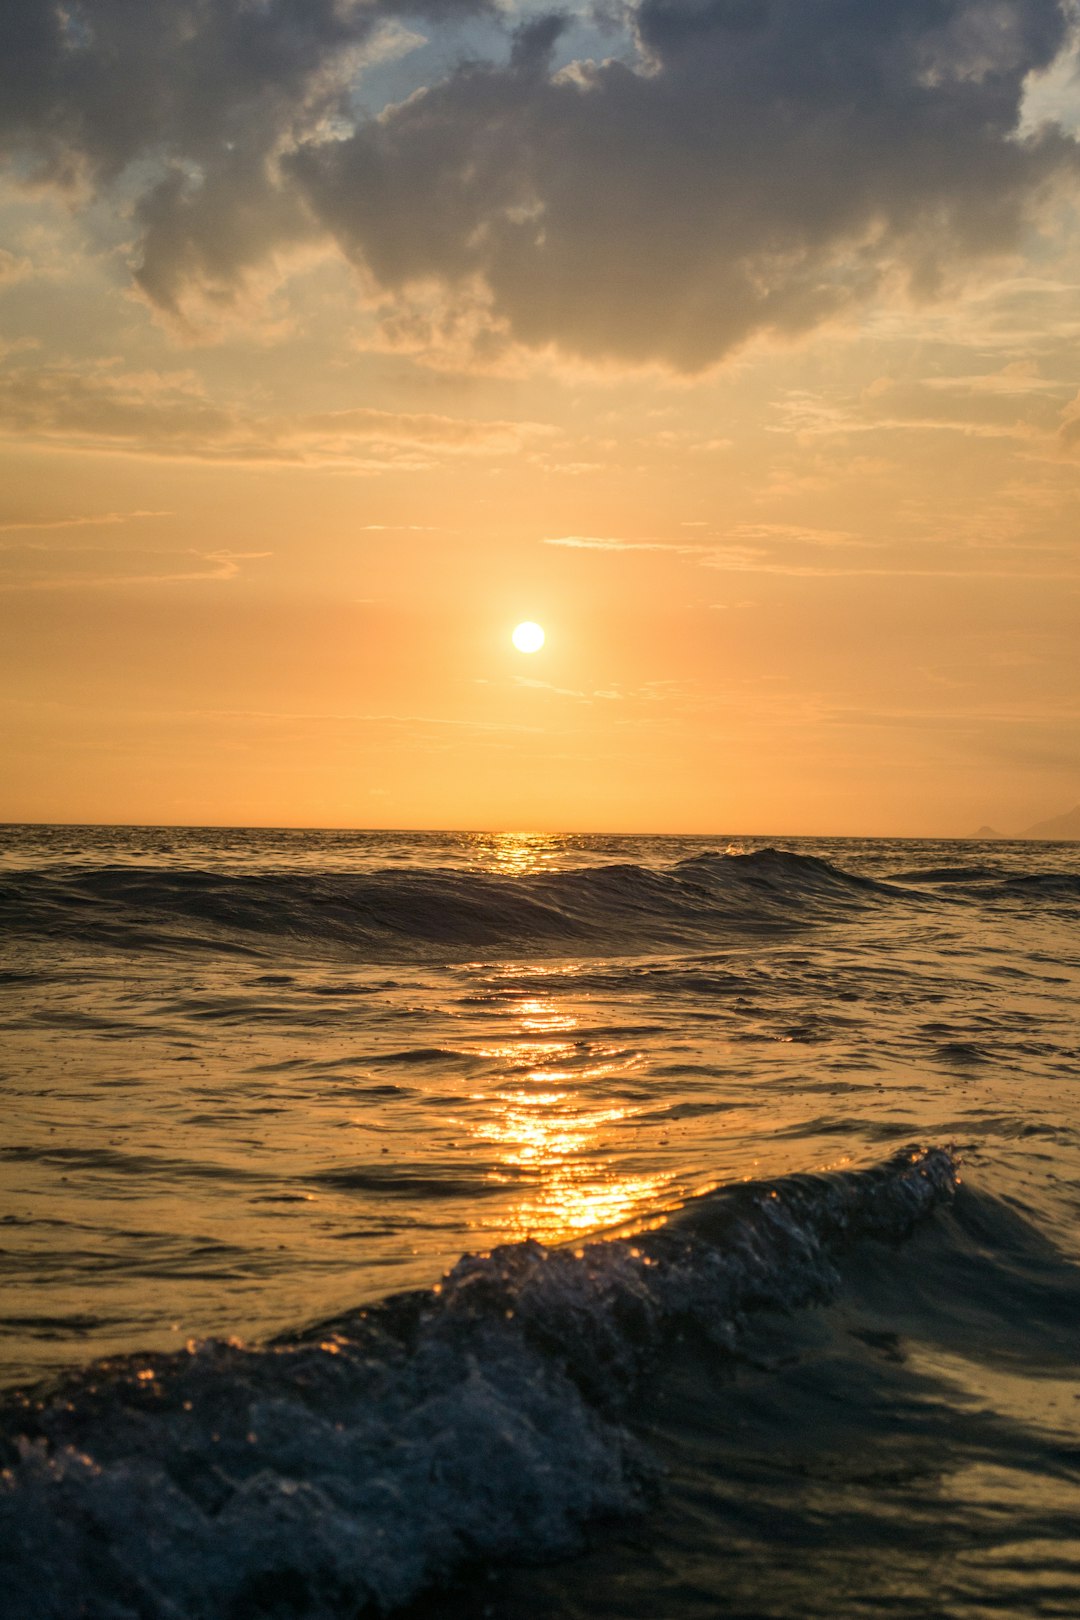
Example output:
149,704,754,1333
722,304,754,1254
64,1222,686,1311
0,1147,957,1620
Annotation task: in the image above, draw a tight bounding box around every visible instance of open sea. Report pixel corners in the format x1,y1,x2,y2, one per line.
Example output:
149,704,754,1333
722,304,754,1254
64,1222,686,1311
1,824,1078,1619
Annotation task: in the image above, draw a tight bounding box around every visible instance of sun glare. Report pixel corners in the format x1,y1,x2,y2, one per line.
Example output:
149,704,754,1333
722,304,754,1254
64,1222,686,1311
512,621,545,654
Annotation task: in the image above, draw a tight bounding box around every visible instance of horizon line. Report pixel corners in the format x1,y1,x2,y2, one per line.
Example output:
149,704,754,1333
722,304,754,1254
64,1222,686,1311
0,819,1055,842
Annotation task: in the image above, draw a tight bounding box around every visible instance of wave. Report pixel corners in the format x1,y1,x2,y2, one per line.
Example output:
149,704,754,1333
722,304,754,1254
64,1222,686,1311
5,846,1072,962
0,1147,957,1619
995,871,1080,898
0,848,907,961
889,864,1080,902
887,864,1002,884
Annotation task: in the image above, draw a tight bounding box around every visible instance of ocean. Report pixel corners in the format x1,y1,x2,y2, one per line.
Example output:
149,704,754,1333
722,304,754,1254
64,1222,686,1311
0,825,1078,1618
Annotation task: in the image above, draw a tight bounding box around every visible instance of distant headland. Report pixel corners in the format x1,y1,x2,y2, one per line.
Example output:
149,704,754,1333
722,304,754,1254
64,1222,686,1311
1018,805,1080,840
974,805,1080,840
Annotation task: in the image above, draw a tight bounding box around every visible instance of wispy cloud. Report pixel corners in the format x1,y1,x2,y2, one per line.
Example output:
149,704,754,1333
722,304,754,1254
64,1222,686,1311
1056,391,1080,453
197,707,545,737
771,389,1050,444
0,545,270,590
0,509,171,534
0,365,556,465
0,249,32,289
510,674,686,705
543,535,705,555
728,523,859,548
513,675,592,701
920,361,1064,397
543,523,1080,580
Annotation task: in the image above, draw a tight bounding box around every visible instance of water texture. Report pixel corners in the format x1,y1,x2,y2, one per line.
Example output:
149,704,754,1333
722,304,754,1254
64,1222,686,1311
1,827,1078,1617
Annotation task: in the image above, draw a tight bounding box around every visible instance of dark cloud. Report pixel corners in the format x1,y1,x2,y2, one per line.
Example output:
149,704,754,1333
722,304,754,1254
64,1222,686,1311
3,0,1078,364
3,1,371,178
0,0,489,312
293,0,1079,367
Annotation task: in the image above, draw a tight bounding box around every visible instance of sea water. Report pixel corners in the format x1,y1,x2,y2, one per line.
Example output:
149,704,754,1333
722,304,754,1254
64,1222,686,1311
0,826,1078,1617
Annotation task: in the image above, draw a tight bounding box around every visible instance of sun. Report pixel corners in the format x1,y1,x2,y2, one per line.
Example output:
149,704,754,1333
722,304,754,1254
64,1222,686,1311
512,621,545,654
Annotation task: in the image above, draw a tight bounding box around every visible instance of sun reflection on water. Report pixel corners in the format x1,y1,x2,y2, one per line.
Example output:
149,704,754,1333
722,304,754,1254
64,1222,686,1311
468,831,564,876
457,984,676,1244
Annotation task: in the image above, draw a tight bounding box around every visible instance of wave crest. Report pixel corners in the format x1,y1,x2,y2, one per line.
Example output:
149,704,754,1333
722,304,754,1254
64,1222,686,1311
0,1148,957,1619
0,848,905,961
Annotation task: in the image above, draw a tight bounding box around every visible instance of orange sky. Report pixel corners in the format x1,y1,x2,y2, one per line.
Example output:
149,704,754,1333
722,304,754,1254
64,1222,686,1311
1,0,1079,834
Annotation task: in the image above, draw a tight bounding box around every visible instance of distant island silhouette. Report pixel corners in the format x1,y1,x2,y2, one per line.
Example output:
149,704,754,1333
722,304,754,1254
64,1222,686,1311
970,806,1080,840
1019,805,1080,840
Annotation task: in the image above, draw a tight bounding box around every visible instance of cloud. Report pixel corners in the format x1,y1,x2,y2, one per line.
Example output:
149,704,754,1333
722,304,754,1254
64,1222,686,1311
921,359,1063,395
290,0,1080,368
0,543,268,589
542,534,680,551
0,0,487,321
194,707,544,737
4,1,1077,368
770,387,1051,443
542,526,857,558
0,248,32,288
1057,388,1080,450
0,362,553,462
543,521,1080,579
0,508,171,533
513,674,591,699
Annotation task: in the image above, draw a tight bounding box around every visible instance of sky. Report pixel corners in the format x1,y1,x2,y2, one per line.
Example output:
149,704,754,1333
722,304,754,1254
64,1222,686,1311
1,0,1079,835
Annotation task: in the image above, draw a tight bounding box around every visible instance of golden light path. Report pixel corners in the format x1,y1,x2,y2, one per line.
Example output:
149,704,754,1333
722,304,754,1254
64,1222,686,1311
444,833,741,1248
511,621,545,653
466,830,561,875
453,956,677,1244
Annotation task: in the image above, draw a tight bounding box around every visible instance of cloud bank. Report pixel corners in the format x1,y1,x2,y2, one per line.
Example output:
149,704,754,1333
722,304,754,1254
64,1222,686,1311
3,0,1078,367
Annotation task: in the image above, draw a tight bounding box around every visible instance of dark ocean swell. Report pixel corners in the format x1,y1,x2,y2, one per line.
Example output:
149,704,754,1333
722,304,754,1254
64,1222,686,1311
0,848,913,961
0,1148,957,1620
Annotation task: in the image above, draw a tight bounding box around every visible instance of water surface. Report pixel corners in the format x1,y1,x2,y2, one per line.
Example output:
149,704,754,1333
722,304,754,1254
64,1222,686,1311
1,827,1077,1617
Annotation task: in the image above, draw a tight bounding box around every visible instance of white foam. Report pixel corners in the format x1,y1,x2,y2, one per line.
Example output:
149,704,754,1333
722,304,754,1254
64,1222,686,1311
0,1148,957,1619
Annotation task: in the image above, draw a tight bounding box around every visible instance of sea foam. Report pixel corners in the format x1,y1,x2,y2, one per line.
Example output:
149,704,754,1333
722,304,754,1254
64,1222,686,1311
0,1147,957,1620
